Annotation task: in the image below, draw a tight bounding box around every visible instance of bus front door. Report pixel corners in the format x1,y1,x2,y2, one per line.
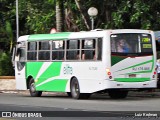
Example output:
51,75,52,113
15,42,27,90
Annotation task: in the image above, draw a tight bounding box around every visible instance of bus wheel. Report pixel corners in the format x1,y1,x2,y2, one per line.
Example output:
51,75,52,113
108,89,128,99
70,78,91,99
70,78,80,99
29,78,42,97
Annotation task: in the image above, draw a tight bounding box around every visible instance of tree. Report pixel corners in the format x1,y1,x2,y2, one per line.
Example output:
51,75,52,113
0,52,14,76
5,21,13,52
74,0,90,30
56,0,62,32
20,0,56,34
0,0,16,51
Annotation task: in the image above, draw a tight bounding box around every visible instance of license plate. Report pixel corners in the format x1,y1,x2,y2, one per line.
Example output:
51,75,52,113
129,74,136,78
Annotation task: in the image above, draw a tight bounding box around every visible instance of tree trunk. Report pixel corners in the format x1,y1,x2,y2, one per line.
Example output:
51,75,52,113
96,0,112,29
65,8,79,32
56,0,62,32
74,0,90,30
5,21,13,53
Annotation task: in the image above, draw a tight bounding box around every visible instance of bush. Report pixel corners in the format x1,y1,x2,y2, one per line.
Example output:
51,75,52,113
0,51,14,76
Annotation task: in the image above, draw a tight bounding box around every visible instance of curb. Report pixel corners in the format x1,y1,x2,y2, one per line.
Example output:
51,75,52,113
0,90,28,94
0,76,15,79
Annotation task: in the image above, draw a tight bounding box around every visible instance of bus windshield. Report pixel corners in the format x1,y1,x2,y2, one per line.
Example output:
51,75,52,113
111,33,153,55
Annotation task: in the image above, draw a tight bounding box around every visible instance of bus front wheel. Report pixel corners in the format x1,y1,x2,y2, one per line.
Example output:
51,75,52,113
108,89,128,99
70,78,91,99
29,78,42,97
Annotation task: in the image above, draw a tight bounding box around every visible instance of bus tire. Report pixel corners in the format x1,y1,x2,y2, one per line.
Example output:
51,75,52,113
29,78,42,97
108,89,128,99
70,78,91,99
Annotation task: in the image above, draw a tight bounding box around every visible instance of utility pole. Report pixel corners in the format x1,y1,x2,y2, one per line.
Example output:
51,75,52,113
16,0,19,40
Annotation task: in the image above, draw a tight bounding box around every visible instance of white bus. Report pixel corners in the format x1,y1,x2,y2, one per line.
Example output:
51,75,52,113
14,29,157,99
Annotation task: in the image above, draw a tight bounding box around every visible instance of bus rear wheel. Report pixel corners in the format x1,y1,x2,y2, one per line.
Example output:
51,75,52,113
108,89,128,99
70,78,91,99
29,78,42,97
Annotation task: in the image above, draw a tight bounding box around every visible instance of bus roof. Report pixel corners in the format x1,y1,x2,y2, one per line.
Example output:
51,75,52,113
17,32,72,42
17,29,153,42
18,31,105,42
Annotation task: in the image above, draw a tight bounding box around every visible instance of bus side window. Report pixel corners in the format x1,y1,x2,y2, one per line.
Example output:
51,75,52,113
58,51,64,60
52,51,57,60
52,41,57,60
93,50,96,60
52,40,65,60
76,50,81,60
16,42,26,62
84,50,93,60
67,39,80,60
67,51,77,60
27,42,37,60
82,39,96,60
38,41,50,60
97,38,102,60
39,51,50,60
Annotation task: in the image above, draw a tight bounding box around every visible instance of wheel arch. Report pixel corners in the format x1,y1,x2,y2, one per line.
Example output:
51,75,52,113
70,76,77,84
26,75,33,89
69,76,79,87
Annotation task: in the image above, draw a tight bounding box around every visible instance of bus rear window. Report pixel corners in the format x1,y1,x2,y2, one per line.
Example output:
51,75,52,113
111,33,153,54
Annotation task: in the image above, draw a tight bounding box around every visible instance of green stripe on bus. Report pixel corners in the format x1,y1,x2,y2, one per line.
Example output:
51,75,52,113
114,78,150,82
151,55,155,72
115,59,153,73
26,62,43,79
118,70,152,75
111,55,127,66
28,32,71,41
35,62,62,85
36,79,68,92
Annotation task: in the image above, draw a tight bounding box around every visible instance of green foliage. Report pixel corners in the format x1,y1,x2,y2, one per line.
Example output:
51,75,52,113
5,21,13,52
0,0,15,51
111,1,130,28
1,0,160,36
0,52,14,76
112,12,123,28
22,0,56,33
130,1,150,29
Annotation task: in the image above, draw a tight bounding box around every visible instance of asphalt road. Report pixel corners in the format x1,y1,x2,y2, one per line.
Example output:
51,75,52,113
0,91,160,120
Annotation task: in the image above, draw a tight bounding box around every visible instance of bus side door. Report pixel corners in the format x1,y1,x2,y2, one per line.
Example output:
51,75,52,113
15,42,27,90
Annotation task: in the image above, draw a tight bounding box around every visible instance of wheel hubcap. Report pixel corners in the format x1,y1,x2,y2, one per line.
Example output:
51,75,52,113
30,83,36,93
75,84,79,93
